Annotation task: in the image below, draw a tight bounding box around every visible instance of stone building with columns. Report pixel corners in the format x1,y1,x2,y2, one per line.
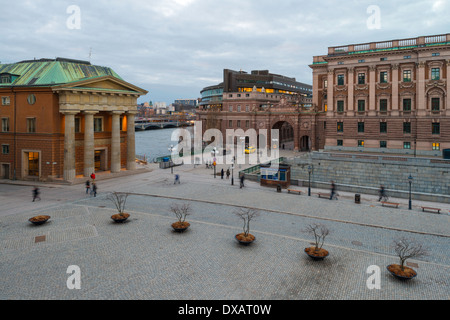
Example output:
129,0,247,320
0,58,147,182
310,33,450,156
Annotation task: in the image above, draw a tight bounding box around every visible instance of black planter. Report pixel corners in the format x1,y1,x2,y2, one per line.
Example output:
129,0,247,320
111,214,130,223
172,224,190,233
386,265,417,280
304,248,329,261
29,216,50,225
235,234,255,245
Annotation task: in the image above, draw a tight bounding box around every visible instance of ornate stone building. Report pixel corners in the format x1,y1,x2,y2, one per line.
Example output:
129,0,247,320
0,58,147,181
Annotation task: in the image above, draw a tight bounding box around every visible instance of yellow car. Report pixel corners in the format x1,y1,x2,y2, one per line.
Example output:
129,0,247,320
245,146,256,154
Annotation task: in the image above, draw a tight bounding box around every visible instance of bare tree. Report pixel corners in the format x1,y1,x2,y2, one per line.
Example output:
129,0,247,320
234,208,260,237
106,192,129,215
391,238,429,271
170,203,192,224
304,223,330,252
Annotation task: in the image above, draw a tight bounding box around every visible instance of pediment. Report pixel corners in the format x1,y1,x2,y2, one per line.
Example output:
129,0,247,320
53,76,148,95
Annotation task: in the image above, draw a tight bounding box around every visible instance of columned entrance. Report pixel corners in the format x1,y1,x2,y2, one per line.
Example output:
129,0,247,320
272,121,295,150
94,149,108,172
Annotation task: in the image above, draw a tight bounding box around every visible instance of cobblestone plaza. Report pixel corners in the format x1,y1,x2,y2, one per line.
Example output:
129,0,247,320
0,159,449,300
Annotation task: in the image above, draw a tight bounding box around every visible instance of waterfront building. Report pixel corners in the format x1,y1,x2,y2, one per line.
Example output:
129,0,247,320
310,33,450,156
0,58,147,181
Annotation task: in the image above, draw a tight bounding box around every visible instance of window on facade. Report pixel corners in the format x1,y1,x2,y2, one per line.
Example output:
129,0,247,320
431,68,440,80
431,98,440,111
403,122,411,134
27,94,36,105
0,75,11,84
26,118,36,133
324,121,327,130
403,70,411,82
432,122,440,135
357,100,365,112
337,140,343,146
337,122,343,133
380,99,388,112
358,59,365,63
237,106,241,112
94,117,103,132
75,118,80,133
337,74,345,86
357,122,364,133
337,101,344,113
358,140,364,147
2,145,9,155
1,118,9,132
229,106,233,112
245,105,250,112
404,55,411,59
380,57,388,61
432,142,440,150
245,120,250,128
358,73,365,85
432,53,440,57
228,120,233,127
403,99,412,111
404,142,411,149
380,141,387,148
237,120,241,127
380,71,388,83
1,96,10,105
380,122,387,133
324,80,328,88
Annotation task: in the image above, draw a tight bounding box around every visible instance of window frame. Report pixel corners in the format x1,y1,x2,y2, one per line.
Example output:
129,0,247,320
26,117,36,133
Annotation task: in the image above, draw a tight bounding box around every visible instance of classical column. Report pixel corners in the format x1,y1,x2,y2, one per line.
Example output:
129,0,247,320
111,111,122,173
416,61,426,116
62,111,78,182
126,111,137,170
327,69,334,116
369,66,376,115
347,67,354,116
446,60,450,115
391,64,399,116
84,111,97,177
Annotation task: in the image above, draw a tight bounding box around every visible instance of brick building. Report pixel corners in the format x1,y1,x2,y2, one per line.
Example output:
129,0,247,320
0,58,147,181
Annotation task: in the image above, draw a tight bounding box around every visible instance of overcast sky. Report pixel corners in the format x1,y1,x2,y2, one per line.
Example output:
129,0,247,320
1,0,449,104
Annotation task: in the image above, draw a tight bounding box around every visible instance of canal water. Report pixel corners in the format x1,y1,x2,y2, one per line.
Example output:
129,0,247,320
135,127,194,162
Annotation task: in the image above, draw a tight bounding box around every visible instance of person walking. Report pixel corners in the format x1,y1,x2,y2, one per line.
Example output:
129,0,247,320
240,174,245,189
32,187,41,202
174,174,180,184
221,168,224,179
85,180,91,194
378,185,387,201
91,182,97,197
226,168,230,179
329,181,337,200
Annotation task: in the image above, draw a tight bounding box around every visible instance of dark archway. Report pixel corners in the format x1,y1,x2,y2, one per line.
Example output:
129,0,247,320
300,135,311,152
272,121,294,150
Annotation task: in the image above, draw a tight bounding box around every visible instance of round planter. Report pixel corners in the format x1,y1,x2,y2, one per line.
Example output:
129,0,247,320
111,213,130,223
172,221,190,232
235,233,255,245
386,264,417,280
304,247,329,261
29,215,50,225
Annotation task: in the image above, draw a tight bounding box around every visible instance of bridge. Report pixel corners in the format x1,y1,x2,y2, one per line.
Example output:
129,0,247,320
135,120,194,131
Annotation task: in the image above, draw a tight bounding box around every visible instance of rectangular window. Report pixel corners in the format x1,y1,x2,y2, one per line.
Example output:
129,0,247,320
380,122,387,133
403,99,411,111
358,73,365,85
237,120,241,127
358,100,365,112
337,100,344,113
229,106,233,112
337,74,345,86
2,144,9,155
358,122,364,133
324,121,327,130
358,59,365,63
0,75,11,84
432,53,440,57
94,117,103,132
228,120,233,127
1,96,10,105
337,140,343,146
245,105,250,112
431,98,440,111
380,71,388,83
404,142,411,149
380,99,388,112
403,122,411,134
337,122,343,133
2,118,9,132
403,70,411,82
75,117,80,133
380,57,388,61
358,140,364,147
404,55,411,59
380,141,387,148
26,118,36,133
237,105,241,112
432,122,440,135
245,120,250,128
431,68,440,80
432,142,440,150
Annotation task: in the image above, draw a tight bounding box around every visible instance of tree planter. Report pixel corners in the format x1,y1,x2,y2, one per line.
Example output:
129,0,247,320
111,213,130,223
386,264,417,280
29,215,50,225
235,233,255,245
304,247,329,261
172,221,190,232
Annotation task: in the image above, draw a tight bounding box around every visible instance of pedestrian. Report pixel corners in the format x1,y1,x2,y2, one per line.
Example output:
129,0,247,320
32,187,41,202
329,181,337,200
378,185,386,201
221,168,224,179
90,172,96,182
91,182,97,197
226,168,230,179
174,174,180,184
85,180,91,194
240,174,245,189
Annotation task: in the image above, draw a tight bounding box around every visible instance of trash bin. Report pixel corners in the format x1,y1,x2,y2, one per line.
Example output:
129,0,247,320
277,185,282,193
355,194,361,204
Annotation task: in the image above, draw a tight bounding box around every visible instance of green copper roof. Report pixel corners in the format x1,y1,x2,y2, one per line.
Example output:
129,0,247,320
0,58,123,87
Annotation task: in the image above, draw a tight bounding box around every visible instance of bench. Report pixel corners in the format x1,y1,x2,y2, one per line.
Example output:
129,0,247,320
318,193,330,199
381,201,400,208
421,207,441,214
287,189,303,195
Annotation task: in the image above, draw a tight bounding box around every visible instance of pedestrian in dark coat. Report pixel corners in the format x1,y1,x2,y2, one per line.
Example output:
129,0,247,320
221,168,224,179
85,180,91,194
226,169,230,179
91,183,97,197
240,174,245,189
32,187,41,202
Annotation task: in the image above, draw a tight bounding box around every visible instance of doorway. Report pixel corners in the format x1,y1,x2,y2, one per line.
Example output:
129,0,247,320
1,164,10,179
94,149,107,171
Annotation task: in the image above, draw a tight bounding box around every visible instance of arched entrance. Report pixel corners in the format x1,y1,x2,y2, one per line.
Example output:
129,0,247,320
300,135,311,151
272,121,294,150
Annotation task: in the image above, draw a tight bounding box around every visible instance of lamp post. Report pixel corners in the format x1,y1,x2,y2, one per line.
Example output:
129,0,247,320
212,147,218,178
168,145,174,174
408,174,413,210
231,163,234,186
308,165,312,196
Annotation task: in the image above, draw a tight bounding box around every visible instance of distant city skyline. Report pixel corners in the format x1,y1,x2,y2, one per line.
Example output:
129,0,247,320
1,0,449,104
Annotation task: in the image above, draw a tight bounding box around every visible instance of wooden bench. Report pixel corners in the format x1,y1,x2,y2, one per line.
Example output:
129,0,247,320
287,189,303,195
381,201,400,208
421,207,441,214
318,193,330,199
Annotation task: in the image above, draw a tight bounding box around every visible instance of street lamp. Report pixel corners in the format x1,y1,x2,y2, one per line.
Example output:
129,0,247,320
408,174,413,210
168,145,174,174
308,165,312,196
212,147,218,178
231,163,234,186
